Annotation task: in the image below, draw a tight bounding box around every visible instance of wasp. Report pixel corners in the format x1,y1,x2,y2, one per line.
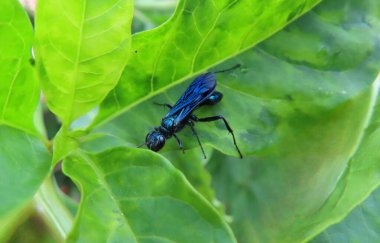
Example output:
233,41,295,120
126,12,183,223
139,64,243,159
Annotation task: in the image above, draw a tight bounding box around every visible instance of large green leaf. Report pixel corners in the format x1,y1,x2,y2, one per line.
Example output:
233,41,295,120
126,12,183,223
63,148,235,242
204,0,380,241
0,1,51,239
0,0,39,135
35,0,133,124
90,0,380,241
206,79,379,242
0,126,51,234
207,82,378,241
312,186,380,243
94,0,321,125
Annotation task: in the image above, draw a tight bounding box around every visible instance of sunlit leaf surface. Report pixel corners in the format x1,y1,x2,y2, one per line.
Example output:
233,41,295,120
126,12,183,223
0,0,39,135
35,0,134,124
63,148,235,242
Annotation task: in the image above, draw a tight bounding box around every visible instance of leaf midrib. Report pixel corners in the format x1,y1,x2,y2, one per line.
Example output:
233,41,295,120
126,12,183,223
66,0,87,124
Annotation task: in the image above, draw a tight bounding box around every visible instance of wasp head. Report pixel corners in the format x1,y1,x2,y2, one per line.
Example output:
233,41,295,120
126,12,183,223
145,131,166,152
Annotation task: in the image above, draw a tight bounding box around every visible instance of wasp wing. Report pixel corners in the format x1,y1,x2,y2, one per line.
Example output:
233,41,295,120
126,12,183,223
165,72,216,124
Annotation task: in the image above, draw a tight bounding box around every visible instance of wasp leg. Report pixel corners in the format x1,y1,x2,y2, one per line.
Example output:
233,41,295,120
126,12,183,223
173,133,185,154
191,115,243,158
153,102,173,109
187,121,207,159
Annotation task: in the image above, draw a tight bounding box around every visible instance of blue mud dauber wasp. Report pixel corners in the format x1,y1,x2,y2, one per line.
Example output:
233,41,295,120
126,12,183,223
138,64,243,159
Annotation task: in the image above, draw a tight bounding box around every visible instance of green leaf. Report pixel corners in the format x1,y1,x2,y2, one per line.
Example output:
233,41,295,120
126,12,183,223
0,1,51,238
312,186,380,243
63,148,235,242
0,126,50,229
203,0,380,241
94,0,321,125
35,0,134,125
0,0,39,135
207,77,380,243
92,0,380,241
162,148,215,203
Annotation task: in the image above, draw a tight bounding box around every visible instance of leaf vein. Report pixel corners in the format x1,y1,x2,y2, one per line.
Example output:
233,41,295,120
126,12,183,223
59,1,80,29
1,58,22,120
85,0,125,23
78,39,126,63
191,0,239,72
47,37,75,64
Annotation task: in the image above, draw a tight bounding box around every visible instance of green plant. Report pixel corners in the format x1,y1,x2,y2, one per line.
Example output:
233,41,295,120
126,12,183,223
1,0,380,242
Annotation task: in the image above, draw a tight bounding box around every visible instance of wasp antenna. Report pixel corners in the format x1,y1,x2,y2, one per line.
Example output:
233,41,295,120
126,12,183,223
214,64,241,74
137,142,146,148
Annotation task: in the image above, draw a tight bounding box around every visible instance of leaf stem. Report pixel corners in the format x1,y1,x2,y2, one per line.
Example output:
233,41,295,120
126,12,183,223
34,175,74,241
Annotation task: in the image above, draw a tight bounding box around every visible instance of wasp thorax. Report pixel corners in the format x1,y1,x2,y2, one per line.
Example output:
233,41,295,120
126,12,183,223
161,117,176,132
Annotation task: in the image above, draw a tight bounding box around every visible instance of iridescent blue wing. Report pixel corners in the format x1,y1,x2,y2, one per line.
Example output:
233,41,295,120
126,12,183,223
165,72,216,124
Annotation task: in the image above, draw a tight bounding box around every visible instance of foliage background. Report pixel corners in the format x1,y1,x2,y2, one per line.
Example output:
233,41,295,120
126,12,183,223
1,0,380,242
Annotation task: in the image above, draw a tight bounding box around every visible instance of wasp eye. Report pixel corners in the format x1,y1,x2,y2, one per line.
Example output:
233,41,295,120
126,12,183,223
146,131,165,152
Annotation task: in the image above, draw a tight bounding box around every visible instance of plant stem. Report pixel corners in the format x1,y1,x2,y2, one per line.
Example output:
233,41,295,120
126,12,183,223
34,175,74,241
